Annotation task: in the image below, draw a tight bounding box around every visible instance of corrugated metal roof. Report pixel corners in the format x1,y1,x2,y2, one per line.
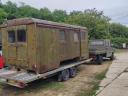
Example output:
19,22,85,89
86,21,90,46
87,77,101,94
0,18,87,30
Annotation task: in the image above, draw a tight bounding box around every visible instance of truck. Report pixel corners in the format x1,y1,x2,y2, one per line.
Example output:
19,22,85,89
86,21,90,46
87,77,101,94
0,18,90,88
89,39,115,64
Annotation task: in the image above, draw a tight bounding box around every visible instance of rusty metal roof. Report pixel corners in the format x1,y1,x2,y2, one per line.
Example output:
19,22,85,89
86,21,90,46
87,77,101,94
0,18,87,30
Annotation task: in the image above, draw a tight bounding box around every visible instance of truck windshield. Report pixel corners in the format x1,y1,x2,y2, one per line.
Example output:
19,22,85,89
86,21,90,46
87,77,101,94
90,41,104,46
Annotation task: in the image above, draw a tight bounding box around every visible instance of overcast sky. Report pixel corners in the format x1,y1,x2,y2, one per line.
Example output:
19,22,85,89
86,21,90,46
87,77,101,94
1,0,128,25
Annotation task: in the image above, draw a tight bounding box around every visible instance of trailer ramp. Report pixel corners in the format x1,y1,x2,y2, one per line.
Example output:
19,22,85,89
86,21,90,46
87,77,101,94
0,69,40,88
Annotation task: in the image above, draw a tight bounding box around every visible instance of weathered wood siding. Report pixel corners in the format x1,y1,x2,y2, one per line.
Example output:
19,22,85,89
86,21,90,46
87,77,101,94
1,28,8,64
27,24,37,71
36,26,59,73
59,30,80,61
81,30,89,59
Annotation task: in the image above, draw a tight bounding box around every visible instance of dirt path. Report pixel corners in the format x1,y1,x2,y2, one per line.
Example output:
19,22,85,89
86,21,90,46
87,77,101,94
0,56,116,96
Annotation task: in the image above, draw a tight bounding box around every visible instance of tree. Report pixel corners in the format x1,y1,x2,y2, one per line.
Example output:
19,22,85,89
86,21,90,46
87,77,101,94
52,9,68,22
40,8,53,20
2,1,18,19
65,9,110,39
109,23,128,38
0,8,7,23
18,5,40,18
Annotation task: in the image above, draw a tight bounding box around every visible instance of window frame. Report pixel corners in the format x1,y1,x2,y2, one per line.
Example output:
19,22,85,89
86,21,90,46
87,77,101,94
8,28,27,44
59,30,66,43
8,30,16,43
73,31,80,42
17,29,27,43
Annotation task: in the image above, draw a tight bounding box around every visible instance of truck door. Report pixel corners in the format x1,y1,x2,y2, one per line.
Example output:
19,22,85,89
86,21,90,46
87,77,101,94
7,26,28,68
105,40,112,57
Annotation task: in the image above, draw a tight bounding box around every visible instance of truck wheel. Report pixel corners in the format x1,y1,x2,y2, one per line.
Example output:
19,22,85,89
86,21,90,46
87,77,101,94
69,67,77,78
58,69,70,81
96,55,103,64
110,53,114,60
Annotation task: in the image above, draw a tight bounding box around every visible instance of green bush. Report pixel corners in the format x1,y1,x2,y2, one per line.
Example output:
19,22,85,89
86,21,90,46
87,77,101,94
111,37,128,48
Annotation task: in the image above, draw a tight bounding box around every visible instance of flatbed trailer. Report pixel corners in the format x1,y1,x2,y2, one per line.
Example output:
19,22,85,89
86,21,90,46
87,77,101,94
0,59,91,88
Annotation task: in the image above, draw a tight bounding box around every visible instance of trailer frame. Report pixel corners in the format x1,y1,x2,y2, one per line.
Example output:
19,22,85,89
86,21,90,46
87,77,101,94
0,59,91,88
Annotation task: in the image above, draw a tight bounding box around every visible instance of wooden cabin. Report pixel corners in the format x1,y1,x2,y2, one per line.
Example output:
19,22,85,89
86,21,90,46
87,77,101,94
0,18,88,73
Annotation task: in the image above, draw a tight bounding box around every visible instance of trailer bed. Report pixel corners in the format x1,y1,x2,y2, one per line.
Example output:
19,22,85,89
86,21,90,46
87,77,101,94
0,59,91,88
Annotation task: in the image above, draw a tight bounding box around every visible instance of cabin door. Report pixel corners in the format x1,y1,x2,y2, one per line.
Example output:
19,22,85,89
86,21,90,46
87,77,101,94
8,30,17,65
7,26,28,68
16,27,27,68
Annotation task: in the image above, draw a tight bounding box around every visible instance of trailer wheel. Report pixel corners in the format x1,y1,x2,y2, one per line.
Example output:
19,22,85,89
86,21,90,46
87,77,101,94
58,69,70,81
69,67,77,78
96,55,103,64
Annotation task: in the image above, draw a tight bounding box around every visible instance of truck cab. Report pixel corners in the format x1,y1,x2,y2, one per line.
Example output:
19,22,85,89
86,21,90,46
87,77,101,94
89,39,115,64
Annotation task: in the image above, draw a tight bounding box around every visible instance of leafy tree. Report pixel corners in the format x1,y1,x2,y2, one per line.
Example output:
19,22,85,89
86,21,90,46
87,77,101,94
2,1,18,19
65,9,110,39
109,23,128,38
0,8,7,23
52,9,68,22
18,5,40,18
109,23,128,47
40,8,53,20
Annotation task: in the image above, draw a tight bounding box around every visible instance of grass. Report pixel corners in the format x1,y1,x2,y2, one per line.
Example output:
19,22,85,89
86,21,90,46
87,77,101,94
10,79,65,95
77,70,108,96
95,70,107,80
24,80,65,93
40,81,65,90
77,81,99,96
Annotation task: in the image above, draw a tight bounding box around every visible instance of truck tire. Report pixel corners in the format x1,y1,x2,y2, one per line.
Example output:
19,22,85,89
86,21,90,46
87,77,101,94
58,69,70,81
96,55,103,64
110,53,114,60
69,67,77,78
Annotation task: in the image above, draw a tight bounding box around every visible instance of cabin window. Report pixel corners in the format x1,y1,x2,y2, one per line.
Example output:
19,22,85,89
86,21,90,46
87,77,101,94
17,29,26,42
59,31,66,41
8,31,15,43
74,32,79,42
81,32,86,40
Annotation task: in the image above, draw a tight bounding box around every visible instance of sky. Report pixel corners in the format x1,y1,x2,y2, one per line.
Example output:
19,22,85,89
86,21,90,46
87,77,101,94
1,0,128,25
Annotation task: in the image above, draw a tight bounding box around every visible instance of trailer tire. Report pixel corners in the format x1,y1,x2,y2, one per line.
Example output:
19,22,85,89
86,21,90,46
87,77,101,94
96,55,103,64
69,67,77,78
58,69,70,81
